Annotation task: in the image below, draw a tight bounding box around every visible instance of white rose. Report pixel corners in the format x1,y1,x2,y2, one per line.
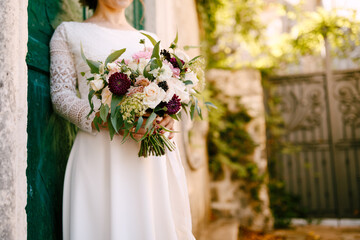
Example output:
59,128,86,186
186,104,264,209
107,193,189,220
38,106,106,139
107,62,119,72
143,82,166,108
167,77,190,104
94,74,101,81
101,86,112,107
90,78,105,92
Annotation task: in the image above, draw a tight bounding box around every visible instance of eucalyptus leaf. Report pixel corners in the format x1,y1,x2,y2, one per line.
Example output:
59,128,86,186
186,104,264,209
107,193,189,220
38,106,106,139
205,101,217,109
197,105,203,120
100,104,109,122
171,53,184,69
170,114,179,121
108,120,116,140
151,41,161,60
105,48,126,66
121,129,130,143
87,90,95,118
93,115,100,132
81,43,101,74
173,31,179,45
111,95,123,113
140,32,158,46
189,55,202,63
111,108,124,133
144,112,157,130
135,116,144,133
184,80,193,85
143,61,155,80
190,103,195,120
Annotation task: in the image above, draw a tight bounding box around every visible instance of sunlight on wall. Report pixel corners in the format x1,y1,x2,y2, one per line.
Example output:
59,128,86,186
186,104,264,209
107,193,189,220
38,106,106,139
322,0,360,19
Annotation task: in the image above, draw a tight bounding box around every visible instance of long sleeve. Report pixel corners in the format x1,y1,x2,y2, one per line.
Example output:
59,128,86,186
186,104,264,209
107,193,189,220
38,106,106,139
49,23,95,133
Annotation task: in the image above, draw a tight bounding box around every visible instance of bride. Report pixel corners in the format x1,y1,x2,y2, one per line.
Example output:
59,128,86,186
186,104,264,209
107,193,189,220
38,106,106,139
49,0,195,239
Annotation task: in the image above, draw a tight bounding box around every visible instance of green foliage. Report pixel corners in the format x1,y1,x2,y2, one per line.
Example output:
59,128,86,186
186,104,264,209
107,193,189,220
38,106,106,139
268,180,307,228
197,0,266,69
197,0,360,71
207,82,258,180
289,8,360,57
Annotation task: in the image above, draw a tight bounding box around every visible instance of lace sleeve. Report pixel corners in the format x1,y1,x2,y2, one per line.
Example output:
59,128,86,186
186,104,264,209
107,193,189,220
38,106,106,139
49,23,95,133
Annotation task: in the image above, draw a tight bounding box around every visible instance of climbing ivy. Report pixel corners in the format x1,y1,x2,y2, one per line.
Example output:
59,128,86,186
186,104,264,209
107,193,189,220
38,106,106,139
207,82,258,180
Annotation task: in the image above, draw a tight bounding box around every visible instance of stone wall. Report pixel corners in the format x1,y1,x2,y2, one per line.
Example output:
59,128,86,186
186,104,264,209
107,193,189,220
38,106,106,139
0,0,28,239
145,0,211,237
207,69,273,232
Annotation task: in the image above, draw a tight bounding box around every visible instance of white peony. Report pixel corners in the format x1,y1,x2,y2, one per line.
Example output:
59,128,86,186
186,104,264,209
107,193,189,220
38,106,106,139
167,77,190,104
143,82,166,108
101,86,112,107
149,64,173,82
158,64,173,81
90,76,105,92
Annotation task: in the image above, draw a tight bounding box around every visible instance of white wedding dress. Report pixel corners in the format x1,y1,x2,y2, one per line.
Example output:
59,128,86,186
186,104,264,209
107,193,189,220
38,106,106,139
49,21,195,240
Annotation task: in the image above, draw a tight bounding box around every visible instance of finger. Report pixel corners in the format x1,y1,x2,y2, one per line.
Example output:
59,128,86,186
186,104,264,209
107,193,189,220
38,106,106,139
168,131,175,139
166,119,175,130
133,127,147,135
159,115,172,127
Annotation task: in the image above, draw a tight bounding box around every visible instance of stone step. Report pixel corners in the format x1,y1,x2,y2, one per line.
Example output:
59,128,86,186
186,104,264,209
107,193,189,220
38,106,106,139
199,219,240,240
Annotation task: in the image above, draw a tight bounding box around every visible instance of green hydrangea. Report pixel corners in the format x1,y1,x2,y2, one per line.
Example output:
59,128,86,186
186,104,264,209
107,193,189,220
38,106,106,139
120,93,148,123
187,57,206,91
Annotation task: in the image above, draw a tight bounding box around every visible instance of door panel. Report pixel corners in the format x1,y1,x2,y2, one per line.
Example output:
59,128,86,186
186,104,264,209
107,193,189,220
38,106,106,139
27,1,144,239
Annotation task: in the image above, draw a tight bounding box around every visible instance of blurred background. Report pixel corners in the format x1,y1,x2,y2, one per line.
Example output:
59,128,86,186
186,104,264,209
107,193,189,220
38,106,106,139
1,0,360,239
193,0,360,239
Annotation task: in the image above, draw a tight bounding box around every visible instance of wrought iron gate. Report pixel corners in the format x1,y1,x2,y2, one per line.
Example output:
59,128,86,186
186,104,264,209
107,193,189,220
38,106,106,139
268,69,360,218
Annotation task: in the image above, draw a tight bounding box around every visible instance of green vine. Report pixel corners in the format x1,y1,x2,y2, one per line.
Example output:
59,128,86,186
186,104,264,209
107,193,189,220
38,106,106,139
207,82,264,201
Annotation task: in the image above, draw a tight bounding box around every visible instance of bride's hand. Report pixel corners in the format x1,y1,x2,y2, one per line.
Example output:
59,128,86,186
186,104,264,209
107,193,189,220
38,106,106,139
131,114,175,140
92,112,175,140
158,115,175,140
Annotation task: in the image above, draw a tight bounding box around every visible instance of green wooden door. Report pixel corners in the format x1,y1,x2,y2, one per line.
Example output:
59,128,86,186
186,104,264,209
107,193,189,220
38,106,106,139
26,1,144,239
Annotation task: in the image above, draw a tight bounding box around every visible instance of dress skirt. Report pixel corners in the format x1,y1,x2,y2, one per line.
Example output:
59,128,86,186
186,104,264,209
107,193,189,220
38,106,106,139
62,130,195,240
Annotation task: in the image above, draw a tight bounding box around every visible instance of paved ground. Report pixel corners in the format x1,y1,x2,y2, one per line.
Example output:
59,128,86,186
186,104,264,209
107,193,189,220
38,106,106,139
199,219,360,240
199,219,240,240
240,226,360,240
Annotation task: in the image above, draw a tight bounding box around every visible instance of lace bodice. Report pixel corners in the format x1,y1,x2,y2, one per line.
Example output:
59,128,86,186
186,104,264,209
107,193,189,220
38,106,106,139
50,22,157,133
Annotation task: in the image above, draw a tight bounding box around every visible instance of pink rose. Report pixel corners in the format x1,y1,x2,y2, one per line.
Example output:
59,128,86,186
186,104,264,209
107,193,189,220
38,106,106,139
132,50,152,62
126,86,144,96
166,61,180,78
135,76,151,87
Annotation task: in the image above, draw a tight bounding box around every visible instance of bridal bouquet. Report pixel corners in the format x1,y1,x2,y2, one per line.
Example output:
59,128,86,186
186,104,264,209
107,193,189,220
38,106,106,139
81,33,214,157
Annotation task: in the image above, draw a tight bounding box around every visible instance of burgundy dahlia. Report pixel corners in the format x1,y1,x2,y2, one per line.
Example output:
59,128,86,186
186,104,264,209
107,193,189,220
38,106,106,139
169,57,185,69
108,72,131,96
166,95,181,115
